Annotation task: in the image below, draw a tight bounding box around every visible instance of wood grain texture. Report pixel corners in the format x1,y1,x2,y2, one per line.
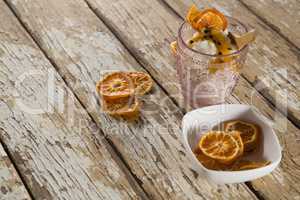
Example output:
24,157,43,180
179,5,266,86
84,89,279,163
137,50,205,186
4,0,259,199
0,1,142,199
239,0,300,49
80,0,300,199
163,0,300,127
0,145,31,200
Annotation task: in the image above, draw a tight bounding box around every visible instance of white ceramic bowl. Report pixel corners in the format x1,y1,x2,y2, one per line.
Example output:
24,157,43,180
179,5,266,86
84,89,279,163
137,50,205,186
182,104,282,184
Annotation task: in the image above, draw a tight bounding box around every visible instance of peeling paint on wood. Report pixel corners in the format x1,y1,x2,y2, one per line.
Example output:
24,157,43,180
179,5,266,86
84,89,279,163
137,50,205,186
240,0,300,48
0,145,31,200
3,0,258,199
0,1,141,199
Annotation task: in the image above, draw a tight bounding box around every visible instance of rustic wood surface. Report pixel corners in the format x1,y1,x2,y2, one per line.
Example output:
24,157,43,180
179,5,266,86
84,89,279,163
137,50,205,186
0,0,299,199
239,0,300,49
3,0,258,199
80,0,300,199
0,145,31,200
0,1,143,199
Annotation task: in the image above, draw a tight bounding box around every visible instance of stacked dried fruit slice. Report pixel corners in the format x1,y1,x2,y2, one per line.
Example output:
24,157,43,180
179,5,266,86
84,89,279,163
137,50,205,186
186,5,227,32
170,4,255,74
96,71,153,118
225,120,260,151
97,72,135,100
193,120,270,171
170,5,229,55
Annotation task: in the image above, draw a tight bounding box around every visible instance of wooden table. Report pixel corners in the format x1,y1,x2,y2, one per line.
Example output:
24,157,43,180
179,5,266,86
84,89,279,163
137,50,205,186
0,0,299,199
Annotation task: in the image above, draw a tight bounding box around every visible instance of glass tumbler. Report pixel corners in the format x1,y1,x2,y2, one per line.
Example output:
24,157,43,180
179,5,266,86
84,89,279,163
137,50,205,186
175,17,249,109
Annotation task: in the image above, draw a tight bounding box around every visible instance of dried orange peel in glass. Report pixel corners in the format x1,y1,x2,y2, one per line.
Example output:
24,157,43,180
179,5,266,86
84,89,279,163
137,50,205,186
186,5,227,32
171,6,229,56
127,71,153,95
225,120,260,151
96,72,134,100
198,131,240,164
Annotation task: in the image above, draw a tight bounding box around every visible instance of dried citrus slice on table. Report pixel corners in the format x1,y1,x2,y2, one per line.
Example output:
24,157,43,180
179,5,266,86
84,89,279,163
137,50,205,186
186,5,227,31
198,131,240,164
96,72,134,100
127,72,153,95
225,120,259,151
102,96,139,118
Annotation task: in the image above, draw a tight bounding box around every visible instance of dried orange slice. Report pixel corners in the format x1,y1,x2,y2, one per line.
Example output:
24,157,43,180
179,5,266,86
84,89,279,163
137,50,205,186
199,131,240,164
186,5,200,26
127,72,153,95
102,96,139,117
230,131,244,157
186,5,227,31
193,146,202,154
231,160,270,171
196,151,228,170
97,72,134,100
225,120,259,151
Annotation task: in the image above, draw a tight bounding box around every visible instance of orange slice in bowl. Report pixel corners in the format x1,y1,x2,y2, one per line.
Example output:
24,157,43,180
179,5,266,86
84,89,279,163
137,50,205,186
96,72,134,100
102,96,139,118
127,72,153,95
231,160,270,171
230,131,244,157
196,151,228,170
225,120,259,151
199,131,240,164
186,5,227,31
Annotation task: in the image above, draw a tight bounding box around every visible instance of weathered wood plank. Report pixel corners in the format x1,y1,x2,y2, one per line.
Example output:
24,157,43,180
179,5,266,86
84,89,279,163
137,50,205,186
0,1,142,199
0,145,31,200
81,0,300,199
4,0,259,199
239,0,300,49
163,0,300,127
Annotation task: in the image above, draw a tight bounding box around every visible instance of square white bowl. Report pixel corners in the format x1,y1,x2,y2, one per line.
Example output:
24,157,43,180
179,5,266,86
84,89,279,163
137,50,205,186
182,104,282,184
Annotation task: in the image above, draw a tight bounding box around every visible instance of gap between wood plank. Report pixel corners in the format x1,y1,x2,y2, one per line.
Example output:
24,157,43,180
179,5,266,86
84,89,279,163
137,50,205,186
0,139,35,200
238,0,300,53
159,0,300,130
245,182,266,200
2,1,150,199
